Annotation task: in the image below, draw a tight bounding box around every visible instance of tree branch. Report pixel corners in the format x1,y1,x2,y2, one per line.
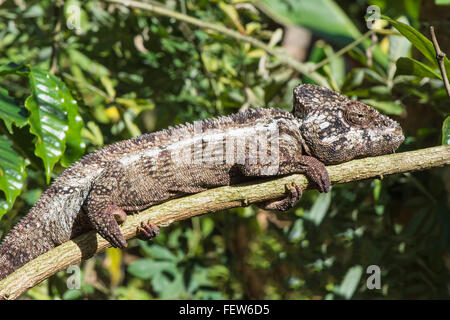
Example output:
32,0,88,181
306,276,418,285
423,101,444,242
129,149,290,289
430,26,450,99
0,145,449,299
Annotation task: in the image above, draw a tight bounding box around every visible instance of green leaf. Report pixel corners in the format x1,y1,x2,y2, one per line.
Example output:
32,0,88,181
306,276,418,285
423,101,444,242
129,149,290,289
201,217,214,238
396,57,442,79
187,265,215,293
435,0,450,4
257,0,388,66
333,265,363,299
0,88,28,134
26,67,83,183
218,2,245,33
53,77,85,167
361,99,404,115
0,62,28,76
116,287,152,300
62,289,82,300
139,243,178,261
257,0,361,43
308,41,345,87
388,17,412,62
128,259,177,280
385,17,450,76
288,219,305,242
442,116,450,145
152,271,185,298
67,49,110,79
0,135,29,218
304,191,332,226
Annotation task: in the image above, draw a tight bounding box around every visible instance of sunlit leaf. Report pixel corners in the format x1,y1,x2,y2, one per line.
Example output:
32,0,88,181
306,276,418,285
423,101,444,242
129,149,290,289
333,265,363,299
0,135,29,218
304,191,332,226
385,17,450,76
0,88,28,134
218,2,245,33
26,67,83,183
257,0,388,66
0,62,28,76
396,57,442,79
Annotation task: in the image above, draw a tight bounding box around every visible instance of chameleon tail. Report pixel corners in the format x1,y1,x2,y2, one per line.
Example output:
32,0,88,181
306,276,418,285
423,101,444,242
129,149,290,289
0,214,55,280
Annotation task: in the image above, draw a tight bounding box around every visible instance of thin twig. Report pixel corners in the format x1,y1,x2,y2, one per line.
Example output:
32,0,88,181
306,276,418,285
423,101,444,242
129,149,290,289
430,26,450,99
311,29,375,72
0,145,449,299
103,0,329,87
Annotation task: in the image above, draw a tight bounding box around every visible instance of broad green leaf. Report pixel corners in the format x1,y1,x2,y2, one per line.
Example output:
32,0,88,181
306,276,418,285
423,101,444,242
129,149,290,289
442,116,450,145
435,0,450,4
388,17,411,62
257,0,388,66
0,88,28,133
54,77,85,167
0,62,28,76
385,17,450,76
258,0,361,42
139,243,178,261
36,73,85,167
0,135,29,218
128,259,177,280
26,67,83,183
62,289,83,300
152,271,185,298
304,191,332,226
187,265,215,293
361,99,404,115
127,259,157,279
333,265,363,299
396,57,442,79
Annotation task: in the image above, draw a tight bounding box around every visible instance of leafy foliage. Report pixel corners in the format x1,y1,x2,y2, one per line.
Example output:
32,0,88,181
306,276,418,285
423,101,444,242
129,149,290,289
0,0,449,299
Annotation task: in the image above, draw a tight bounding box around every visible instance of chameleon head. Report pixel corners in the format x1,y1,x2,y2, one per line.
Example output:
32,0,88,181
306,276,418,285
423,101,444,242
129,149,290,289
293,84,405,165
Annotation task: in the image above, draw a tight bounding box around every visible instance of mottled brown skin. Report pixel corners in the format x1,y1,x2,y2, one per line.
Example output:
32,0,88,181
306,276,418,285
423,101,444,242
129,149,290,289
0,84,404,279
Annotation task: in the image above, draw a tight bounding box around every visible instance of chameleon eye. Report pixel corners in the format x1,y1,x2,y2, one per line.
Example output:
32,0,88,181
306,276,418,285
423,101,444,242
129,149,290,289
344,101,370,126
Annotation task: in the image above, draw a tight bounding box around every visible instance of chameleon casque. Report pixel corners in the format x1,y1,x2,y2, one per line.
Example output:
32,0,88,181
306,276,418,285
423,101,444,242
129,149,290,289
0,84,404,279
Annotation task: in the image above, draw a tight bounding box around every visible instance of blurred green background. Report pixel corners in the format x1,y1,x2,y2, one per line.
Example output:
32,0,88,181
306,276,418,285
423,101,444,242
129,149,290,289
0,0,449,299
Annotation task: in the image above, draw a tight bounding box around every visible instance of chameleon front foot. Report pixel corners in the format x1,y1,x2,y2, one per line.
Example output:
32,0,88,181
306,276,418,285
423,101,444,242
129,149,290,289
137,222,160,241
257,183,303,211
300,156,331,193
87,205,128,248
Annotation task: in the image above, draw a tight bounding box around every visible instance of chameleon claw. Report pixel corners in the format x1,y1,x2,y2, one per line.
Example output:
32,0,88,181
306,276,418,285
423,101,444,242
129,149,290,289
137,222,160,241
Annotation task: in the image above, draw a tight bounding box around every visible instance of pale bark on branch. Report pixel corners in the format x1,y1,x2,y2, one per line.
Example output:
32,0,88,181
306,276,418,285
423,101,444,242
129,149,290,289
0,145,449,299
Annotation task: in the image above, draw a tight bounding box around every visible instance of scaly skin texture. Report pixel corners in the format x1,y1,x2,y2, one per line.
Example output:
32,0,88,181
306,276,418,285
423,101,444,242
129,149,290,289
0,84,404,279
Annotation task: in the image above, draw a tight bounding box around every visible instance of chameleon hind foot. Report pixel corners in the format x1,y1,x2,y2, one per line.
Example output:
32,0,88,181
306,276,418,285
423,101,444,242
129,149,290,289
137,222,160,241
257,183,303,211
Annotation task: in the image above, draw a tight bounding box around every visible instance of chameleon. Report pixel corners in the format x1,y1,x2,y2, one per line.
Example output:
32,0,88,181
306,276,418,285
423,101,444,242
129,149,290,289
0,84,404,279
